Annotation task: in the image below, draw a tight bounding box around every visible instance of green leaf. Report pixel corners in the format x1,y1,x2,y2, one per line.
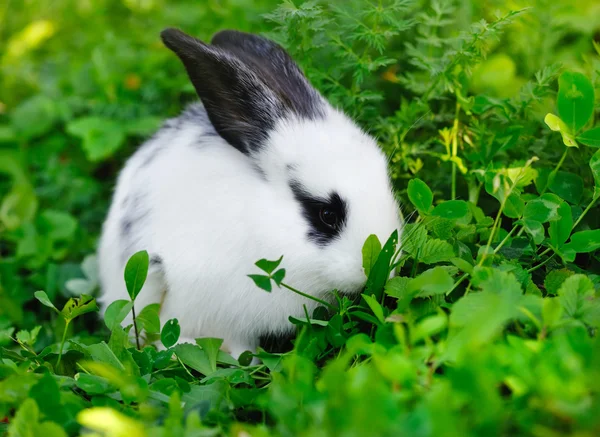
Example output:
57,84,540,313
523,195,561,223
61,294,99,322
29,372,60,416
7,398,68,437
365,230,398,299
590,150,600,197
84,342,126,371
409,267,454,297
400,224,427,258
419,238,455,264
557,246,577,263
558,274,595,319
124,116,162,136
104,300,133,330
75,373,114,395
34,290,58,313
547,171,583,204
248,274,272,292
544,113,577,147
137,303,161,334
161,319,180,349
10,95,59,140
449,290,519,336
238,351,254,367
411,313,448,344
407,178,433,213
255,256,283,275
0,181,38,231
361,294,385,324
544,269,575,296
16,326,41,347
522,219,545,244
362,234,382,278
429,216,455,239
196,338,224,373
503,193,524,219
40,210,78,242
384,276,411,299
549,202,572,248
450,257,474,274
576,127,600,147
124,250,149,301
431,200,469,220
471,267,523,296
271,268,286,286
542,297,563,328
66,116,126,162
557,71,595,134
174,343,212,375
563,230,600,253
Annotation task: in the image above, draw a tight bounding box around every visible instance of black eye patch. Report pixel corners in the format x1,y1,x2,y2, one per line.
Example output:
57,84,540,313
289,180,348,246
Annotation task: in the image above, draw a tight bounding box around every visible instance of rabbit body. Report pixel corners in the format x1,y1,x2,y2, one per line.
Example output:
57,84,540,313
98,29,402,358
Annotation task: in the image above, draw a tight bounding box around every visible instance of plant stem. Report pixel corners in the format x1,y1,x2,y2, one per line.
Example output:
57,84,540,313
281,283,337,311
131,303,141,350
451,103,460,200
572,196,598,230
480,158,538,265
177,356,195,378
493,224,519,254
540,148,568,195
56,319,70,369
451,160,457,201
478,199,505,266
527,253,556,273
537,247,551,257
527,196,598,273
410,259,419,278
468,180,481,205
447,273,469,295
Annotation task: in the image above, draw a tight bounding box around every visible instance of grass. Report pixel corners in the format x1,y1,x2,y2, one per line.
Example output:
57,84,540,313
1,0,600,436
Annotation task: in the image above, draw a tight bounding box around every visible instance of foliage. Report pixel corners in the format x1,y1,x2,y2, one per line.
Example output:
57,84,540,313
1,0,600,436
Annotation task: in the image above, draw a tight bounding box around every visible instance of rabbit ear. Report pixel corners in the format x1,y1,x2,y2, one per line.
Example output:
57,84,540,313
161,28,285,155
210,30,324,121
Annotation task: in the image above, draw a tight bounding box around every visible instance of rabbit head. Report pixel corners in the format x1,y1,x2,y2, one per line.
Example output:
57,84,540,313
161,28,402,295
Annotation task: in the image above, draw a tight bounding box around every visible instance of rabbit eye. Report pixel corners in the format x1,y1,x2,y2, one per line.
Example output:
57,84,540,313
319,207,339,229
289,179,347,246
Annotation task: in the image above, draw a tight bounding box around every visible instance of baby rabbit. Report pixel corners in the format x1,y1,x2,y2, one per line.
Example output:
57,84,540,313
98,28,402,359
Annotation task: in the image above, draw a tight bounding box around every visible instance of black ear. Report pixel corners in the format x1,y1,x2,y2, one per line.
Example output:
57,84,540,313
161,28,283,155
211,30,324,120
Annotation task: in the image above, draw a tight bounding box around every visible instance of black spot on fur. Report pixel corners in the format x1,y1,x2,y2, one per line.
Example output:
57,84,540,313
289,180,348,246
121,218,133,236
160,28,325,156
150,255,163,266
120,193,151,263
154,104,218,158
182,103,211,126
258,329,295,354
182,104,220,141
140,143,164,168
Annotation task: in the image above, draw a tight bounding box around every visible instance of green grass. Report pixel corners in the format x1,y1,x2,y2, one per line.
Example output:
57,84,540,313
1,0,600,436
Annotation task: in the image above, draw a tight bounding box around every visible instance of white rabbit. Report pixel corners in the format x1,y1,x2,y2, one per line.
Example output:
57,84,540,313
97,28,402,359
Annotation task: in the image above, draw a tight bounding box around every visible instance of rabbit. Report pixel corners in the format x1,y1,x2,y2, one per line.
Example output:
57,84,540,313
97,28,403,360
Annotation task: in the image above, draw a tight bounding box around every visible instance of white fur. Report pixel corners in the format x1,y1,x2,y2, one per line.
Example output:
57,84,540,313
98,104,402,358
